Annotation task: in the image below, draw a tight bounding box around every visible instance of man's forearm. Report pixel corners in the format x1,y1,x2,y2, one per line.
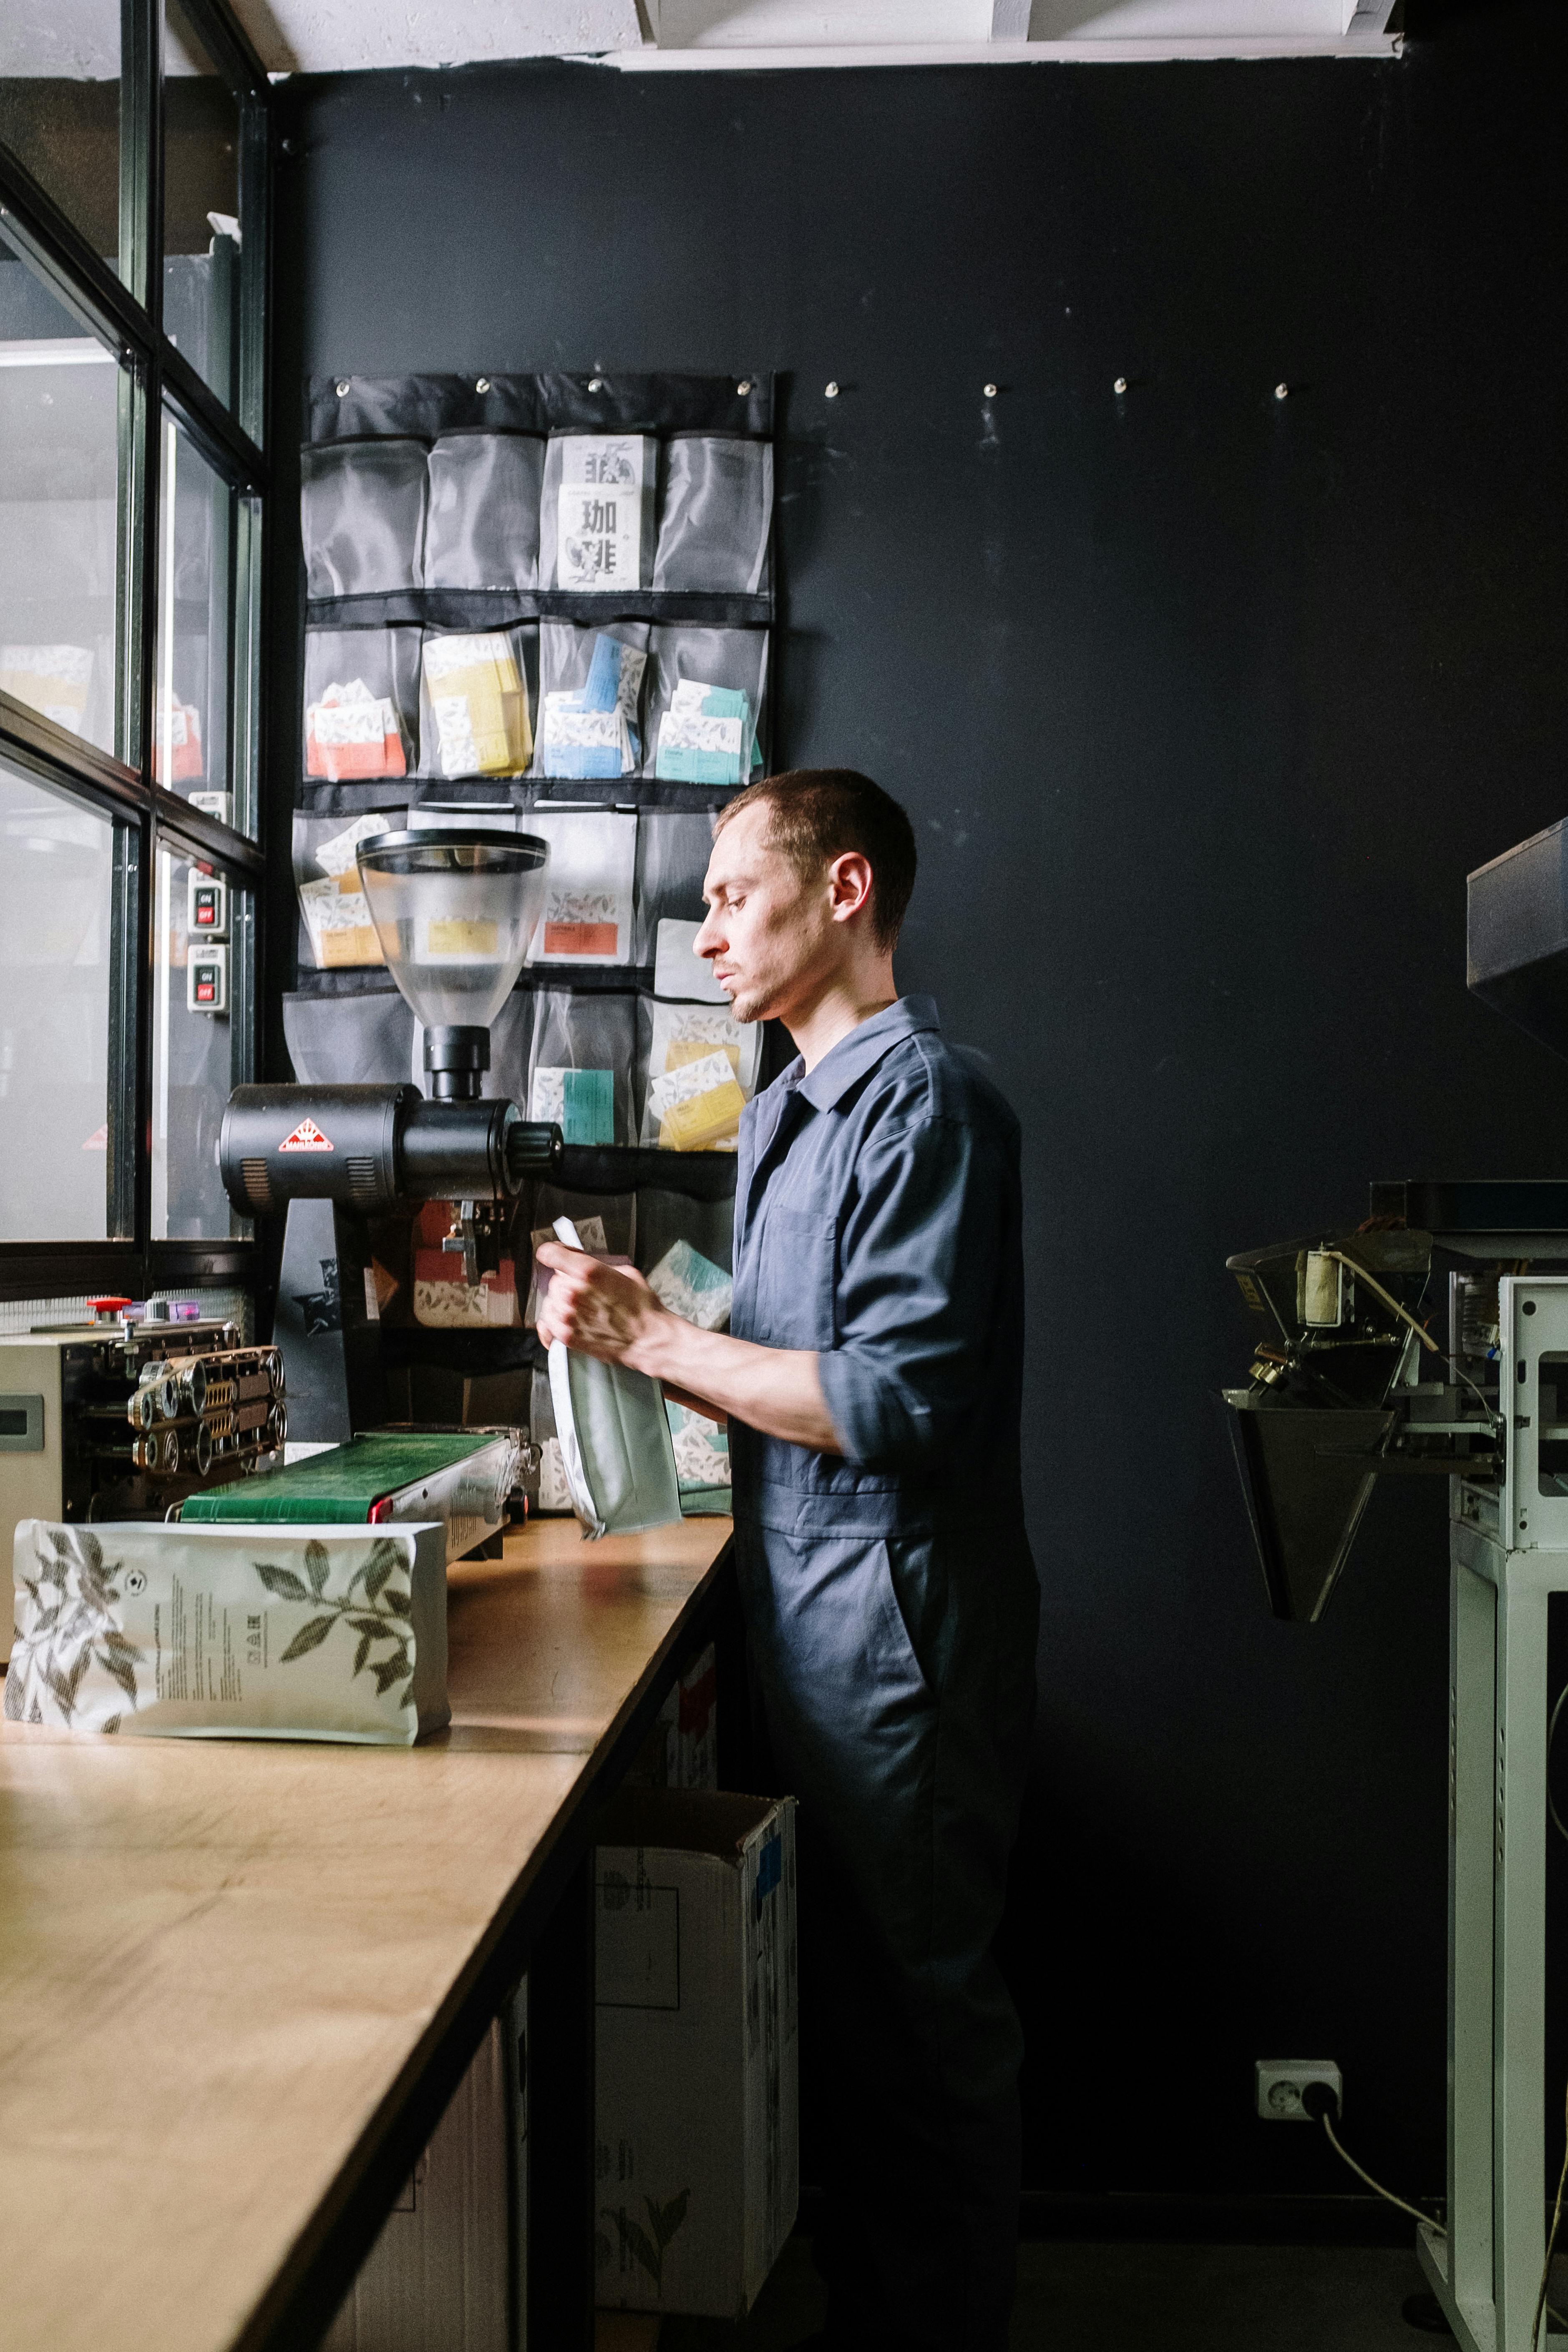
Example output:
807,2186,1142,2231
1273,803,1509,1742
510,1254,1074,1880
629,1317,841,1455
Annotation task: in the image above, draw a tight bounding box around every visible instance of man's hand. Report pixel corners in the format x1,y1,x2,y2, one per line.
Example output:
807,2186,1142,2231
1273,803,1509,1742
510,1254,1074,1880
535,1243,664,1368
533,1240,843,1456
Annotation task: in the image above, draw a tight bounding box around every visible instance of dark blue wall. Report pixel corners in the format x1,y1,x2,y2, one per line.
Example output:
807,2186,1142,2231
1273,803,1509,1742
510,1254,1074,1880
269,0,1568,2207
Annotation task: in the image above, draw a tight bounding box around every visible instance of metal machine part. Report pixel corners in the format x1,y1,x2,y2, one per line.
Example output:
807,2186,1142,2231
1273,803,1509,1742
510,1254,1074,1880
181,1427,528,1565
1222,1215,1515,1622
1218,828,1568,2352
0,1317,288,1657
219,1083,561,1220
220,830,562,1441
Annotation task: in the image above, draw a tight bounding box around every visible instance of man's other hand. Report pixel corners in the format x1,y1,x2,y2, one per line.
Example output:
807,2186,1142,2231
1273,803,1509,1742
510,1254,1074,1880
534,1242,663,1365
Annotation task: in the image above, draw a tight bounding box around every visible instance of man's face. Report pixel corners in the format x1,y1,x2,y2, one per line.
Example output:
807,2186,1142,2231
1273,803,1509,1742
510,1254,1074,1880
694,803,833,1025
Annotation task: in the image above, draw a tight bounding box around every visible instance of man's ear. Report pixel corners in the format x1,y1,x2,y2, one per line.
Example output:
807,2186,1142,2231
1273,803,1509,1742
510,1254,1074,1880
827,850,875,924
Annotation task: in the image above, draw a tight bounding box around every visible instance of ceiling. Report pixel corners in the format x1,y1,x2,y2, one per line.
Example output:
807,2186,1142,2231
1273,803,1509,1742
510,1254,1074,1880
0,0,1403,80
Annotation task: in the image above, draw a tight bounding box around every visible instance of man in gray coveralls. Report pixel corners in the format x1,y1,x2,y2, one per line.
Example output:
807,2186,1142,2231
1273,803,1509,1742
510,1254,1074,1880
536,768,1039,2350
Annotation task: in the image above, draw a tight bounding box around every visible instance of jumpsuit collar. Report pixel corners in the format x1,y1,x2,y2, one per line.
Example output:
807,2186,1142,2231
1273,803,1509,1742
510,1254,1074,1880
789,994,943,1113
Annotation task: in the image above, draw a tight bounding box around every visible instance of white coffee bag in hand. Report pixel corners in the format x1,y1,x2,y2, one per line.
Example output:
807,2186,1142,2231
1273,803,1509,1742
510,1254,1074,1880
7,1520,449,1745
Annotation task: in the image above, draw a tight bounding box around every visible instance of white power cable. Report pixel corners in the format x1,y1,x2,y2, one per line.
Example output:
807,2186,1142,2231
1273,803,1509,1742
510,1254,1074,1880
1534,2077,1568,2350
1318,2111,1441,2234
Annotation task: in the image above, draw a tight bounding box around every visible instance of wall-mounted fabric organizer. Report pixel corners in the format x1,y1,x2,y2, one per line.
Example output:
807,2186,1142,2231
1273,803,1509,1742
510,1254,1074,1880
301,373,771,625
298,373,773,818
293,376,778,1230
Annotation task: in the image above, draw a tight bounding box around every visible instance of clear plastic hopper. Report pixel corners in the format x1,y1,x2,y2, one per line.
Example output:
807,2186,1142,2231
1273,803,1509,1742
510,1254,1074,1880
356,829,549,1098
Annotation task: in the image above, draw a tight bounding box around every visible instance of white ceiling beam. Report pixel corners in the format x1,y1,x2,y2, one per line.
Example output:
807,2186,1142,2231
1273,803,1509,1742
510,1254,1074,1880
617,0,1402,65
613,37,1403,69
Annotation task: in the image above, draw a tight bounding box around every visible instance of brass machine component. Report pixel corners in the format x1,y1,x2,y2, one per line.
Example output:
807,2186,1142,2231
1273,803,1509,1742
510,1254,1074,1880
1223,1221,1505,1622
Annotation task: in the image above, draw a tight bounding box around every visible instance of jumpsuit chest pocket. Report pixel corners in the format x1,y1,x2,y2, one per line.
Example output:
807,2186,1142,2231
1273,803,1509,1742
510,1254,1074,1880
753,1208,837,1349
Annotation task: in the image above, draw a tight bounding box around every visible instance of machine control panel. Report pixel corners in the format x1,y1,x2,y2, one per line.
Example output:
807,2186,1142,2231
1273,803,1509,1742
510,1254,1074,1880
187,870,229,939
188,942,229,1014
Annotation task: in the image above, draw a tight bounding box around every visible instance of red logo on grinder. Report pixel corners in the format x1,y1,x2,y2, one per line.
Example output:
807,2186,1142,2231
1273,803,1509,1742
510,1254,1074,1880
279,1118,334,1153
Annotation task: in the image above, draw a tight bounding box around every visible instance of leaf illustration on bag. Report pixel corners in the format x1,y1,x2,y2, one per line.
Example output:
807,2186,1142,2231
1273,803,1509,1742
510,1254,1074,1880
361,1540,401,1602
250,1542,418,1697
280,1614,336,1662
646,2189,689,2257
96,1645,139,1707
372,1648,410,1696
254,1561,311,1601
601,2205,665,2292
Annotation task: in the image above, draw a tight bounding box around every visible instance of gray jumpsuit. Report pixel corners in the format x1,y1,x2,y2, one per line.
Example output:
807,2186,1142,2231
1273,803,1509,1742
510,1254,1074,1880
728,995,1038,2350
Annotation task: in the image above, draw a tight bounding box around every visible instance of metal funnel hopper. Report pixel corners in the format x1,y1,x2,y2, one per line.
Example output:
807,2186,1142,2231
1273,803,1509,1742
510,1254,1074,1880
1222,1393,1396,1622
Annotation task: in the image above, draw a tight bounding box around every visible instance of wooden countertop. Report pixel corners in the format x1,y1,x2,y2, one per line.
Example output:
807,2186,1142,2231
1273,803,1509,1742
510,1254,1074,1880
0,1512,732,2352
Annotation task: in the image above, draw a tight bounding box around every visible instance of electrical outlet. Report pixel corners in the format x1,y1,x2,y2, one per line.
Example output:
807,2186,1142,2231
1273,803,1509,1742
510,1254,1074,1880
1256,2059,1341,2122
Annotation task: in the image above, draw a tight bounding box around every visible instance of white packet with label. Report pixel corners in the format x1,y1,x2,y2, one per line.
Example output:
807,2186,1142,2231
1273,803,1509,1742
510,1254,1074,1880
8,1520,448,1745
544,1216,682,1539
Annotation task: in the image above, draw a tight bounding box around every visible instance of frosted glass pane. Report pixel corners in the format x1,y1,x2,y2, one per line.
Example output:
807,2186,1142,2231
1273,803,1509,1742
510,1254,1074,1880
0,760,114,1241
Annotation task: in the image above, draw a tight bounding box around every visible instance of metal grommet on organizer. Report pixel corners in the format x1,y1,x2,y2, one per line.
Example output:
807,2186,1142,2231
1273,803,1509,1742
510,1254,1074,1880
737,379,752,394
335,378,350,396
588,375,605,391
825,381,840,398
476,376,490,393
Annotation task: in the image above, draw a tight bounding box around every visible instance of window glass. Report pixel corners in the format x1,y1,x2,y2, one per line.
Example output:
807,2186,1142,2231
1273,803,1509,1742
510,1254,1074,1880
0,227,123,761
151,846,246,1239
163,0,242,413
0,3,121,278
0,760,118,1241
155,408,236,819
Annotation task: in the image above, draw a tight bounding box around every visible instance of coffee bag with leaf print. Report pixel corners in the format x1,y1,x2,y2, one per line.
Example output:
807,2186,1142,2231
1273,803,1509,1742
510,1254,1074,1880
7,1520,448,1745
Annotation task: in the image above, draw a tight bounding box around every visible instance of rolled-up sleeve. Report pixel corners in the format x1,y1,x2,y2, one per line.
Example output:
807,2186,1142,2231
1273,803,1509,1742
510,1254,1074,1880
815,1116,1007,1473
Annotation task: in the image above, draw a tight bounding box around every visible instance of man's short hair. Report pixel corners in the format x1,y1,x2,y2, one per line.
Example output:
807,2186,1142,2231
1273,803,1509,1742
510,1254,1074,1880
713,768,917,949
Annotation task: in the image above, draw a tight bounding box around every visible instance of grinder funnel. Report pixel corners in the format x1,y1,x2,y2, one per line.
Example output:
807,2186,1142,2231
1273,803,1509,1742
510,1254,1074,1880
357,829,549,1098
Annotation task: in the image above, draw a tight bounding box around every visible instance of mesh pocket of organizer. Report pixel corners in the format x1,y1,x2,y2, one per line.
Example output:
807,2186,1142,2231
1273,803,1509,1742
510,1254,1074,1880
534,622,648,779
637,997,761,1153
282,987,414,1084
526,809,638,966
636,1189,735,1332
539,433,658,593
301,438,428,599
423,432,545,592
646,627,768,788
632,808,717,964
302,627,419,784
292,807,406,970
418,628,533,778
527,991,638,1145
652,436,773,596
523,1189,636,1328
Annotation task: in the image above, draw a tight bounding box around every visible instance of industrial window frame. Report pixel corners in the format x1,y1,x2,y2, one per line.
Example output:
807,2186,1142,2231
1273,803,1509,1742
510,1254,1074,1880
0,0,269,1300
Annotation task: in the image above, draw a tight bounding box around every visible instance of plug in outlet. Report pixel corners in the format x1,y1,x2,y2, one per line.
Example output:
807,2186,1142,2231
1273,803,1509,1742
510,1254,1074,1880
1256,2060,1341,2122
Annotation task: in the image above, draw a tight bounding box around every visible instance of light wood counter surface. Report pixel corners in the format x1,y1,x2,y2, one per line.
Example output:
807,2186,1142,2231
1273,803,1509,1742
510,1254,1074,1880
0,1512,732,2352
